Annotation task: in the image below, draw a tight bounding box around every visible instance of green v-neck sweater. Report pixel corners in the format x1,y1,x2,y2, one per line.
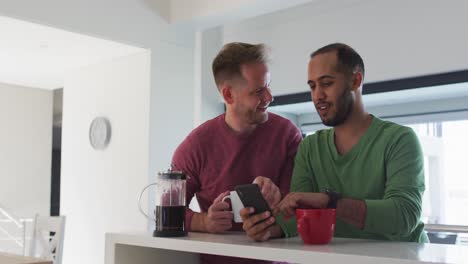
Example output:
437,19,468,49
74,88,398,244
278,116,428,242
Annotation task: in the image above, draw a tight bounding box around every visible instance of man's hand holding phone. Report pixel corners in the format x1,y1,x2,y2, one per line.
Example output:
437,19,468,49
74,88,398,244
240,207,279,241
253,176,281,209
237,183,284,242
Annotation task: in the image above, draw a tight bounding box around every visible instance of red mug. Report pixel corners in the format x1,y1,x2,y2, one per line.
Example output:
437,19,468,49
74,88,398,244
296,208,336,244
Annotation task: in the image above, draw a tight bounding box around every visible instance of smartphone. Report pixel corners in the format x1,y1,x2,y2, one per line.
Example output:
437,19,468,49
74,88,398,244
235,184,271,215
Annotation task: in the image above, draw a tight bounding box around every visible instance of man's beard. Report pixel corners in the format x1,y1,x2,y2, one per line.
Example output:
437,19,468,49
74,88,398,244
246,109,268,125
235,105,269,126
321,86,353,127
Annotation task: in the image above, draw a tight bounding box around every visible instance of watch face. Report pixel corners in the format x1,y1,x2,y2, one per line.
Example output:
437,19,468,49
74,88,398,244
89,117,111,150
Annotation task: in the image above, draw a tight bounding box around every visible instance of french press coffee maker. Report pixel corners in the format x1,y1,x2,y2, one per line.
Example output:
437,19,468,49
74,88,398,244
139,166,188,237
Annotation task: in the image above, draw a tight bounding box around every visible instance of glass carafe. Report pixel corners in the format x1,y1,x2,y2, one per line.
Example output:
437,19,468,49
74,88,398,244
139,167,187,237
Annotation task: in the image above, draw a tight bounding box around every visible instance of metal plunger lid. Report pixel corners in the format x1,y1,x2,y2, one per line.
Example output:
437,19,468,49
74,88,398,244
157,165,187,180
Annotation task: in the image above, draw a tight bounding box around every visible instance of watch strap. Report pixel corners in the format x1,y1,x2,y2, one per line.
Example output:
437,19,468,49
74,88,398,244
325,189,342,209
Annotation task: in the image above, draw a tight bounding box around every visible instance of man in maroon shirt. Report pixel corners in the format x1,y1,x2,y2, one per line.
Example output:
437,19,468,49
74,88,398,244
172,42,302,264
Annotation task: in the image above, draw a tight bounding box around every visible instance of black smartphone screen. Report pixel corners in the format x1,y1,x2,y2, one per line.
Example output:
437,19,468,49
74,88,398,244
235,184,271,215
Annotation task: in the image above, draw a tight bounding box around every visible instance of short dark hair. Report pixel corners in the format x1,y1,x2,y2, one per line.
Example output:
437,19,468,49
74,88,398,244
311,43,365,78
212,42,269,89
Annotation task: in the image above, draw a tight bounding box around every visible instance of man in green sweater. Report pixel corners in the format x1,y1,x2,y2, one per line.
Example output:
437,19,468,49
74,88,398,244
240,43,428,243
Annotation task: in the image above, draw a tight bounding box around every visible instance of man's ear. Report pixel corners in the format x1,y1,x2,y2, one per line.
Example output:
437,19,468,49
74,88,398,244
351,71,363,91
221,84,235,104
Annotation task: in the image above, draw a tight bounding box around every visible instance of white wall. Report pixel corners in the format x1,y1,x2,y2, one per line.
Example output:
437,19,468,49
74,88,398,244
223,0,468,96
0,3,197,263
147,42,196,220
0,82,52,216
61,51,150,264
0,83,52,253
193,27,225,127
0,0,197,176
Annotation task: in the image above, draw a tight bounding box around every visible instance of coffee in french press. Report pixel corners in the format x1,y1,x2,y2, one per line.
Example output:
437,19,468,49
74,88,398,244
139,167,188,237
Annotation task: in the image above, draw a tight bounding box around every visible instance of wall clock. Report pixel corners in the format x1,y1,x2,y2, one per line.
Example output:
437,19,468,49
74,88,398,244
89,117,111,150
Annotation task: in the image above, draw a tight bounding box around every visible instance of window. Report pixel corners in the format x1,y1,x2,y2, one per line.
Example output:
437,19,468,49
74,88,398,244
407,119,468,226
300,114,468,244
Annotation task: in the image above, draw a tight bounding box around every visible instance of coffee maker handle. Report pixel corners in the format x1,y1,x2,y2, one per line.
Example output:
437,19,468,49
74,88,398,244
138,182,158,221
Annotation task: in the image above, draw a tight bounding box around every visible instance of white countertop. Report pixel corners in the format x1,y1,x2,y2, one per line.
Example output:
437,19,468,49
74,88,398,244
106,231,468,264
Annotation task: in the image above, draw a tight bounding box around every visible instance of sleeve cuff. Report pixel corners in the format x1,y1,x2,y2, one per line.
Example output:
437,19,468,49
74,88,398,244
276,213,298,238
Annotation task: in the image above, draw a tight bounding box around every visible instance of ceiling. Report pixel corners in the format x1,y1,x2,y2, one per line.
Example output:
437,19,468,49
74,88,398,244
0,15,145,90
144,0,316,27
0,1,318,90
174,0,318,28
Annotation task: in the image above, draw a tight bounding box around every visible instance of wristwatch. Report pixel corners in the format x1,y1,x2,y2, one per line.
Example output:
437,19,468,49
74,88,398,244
324,189,342,209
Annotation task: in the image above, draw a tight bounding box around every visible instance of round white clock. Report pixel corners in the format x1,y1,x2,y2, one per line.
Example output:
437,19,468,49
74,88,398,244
89,117,111,150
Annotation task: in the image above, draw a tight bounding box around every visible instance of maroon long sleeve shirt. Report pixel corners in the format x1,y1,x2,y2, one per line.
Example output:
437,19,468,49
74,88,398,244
172,112,302,264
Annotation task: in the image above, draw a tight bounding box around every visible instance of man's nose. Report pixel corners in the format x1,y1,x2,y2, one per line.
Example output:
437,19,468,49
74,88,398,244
264,88,273,103
312,87,325,101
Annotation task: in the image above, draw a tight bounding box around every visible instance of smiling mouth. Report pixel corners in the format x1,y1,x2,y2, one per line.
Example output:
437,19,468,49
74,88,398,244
258,106,268,112
316,103,331,114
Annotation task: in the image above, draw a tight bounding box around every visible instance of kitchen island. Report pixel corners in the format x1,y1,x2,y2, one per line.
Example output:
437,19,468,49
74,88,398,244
105,231,467,264
0,252,52,264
